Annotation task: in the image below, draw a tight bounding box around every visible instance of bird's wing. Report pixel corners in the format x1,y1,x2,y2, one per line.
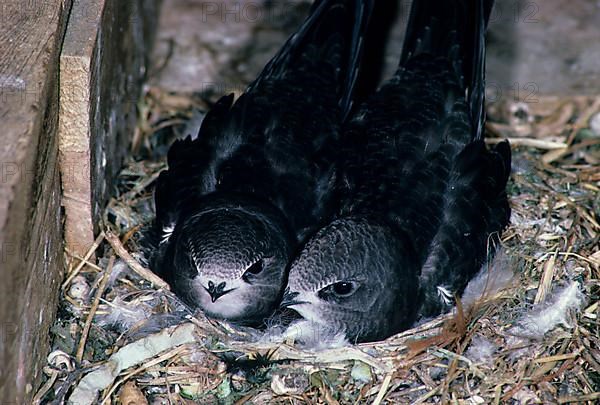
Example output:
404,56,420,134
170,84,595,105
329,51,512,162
416,140,511,316
337,0,506,296
339,0,493,212
391,0,506,311
399,0,493,141
253,0,373,120
154,0,373,239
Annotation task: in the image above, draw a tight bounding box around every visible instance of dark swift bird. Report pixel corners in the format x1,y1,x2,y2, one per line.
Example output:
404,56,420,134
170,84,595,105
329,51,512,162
282,0,511,343
147,0,373,325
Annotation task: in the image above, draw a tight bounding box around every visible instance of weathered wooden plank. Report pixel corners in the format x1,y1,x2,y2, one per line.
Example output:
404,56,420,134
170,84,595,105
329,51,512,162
59,0,160,256
0,0,72,402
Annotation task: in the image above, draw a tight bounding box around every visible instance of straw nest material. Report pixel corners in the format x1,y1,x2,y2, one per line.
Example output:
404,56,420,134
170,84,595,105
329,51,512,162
37,89,599,404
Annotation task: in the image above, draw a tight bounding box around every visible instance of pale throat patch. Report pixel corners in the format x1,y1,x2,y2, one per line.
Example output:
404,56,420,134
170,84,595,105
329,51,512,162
282,319,348,349
191,277,251,319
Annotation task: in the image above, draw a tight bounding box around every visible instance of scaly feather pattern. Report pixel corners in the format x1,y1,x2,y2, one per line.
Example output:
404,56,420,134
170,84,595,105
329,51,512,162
148,0,374,325
284,0,509,343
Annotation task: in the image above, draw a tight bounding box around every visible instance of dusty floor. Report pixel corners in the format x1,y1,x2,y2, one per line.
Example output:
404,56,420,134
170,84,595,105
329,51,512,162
151,0,600,96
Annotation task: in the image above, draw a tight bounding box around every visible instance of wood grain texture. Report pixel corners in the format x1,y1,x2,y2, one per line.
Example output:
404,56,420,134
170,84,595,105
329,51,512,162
59,0,160,256
0,0,72,402
0,0,159,401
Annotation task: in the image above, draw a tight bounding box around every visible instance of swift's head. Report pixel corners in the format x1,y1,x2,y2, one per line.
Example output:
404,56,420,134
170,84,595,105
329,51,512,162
159,198,295,325
282,217,419,343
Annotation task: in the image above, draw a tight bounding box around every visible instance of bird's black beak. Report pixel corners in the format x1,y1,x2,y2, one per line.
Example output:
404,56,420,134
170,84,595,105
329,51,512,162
205,281,234,303
280,289,304,308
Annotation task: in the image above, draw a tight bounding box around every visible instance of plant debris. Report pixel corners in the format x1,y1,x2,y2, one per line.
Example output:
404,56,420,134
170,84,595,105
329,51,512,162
37,88,600,404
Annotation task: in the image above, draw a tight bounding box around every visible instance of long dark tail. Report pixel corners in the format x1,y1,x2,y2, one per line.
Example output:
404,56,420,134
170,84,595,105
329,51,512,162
250,0,374,119
400,0,494,140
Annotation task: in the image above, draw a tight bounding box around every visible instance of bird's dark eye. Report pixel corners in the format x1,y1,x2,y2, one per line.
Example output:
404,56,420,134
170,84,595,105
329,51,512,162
242,260,264,282
332,282,354,296
318,281,357,301
318,281,356,300
246,260,263,274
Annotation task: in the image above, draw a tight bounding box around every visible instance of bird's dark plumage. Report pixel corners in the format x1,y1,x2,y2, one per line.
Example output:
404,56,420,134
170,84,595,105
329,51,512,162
284,0,510,343
148,0,373,325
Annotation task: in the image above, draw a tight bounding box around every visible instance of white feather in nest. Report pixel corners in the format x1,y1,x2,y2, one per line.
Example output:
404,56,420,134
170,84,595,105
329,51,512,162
505,281,585,361
282,320,349,350
465,335,497,364
91,258,157,332
107,259,129,288
96,296,154,332
431,250,514,364
416,248,516,327
260,318,349,350
461,248,516,308
510,281,585,340
96,291,191,338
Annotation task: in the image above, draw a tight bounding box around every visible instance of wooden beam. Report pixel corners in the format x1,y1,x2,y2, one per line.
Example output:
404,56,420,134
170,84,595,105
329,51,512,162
0,0,73,402
59,0,160,256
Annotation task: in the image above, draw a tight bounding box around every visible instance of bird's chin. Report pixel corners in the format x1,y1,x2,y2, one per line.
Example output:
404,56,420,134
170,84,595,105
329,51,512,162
287,302,323,324
282,319,348,349
284,304,342,339
196,288,276,324
194,288,254,321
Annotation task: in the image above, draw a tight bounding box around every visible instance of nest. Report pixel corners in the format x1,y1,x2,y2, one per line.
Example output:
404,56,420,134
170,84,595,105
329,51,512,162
36,89,599,404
